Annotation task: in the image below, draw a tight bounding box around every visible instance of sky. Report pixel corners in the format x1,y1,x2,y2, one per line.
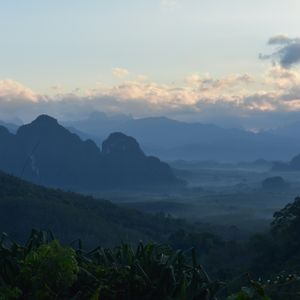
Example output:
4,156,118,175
0,0,300,129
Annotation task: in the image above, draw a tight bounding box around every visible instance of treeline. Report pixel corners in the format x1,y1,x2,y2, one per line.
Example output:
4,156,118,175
169,197,300,282
1,171,300,298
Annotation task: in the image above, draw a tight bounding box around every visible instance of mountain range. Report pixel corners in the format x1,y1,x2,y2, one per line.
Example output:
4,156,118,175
272,152,300,171
4,112,300,163
270,121,300,139
0,115,181,191
65,112,300,162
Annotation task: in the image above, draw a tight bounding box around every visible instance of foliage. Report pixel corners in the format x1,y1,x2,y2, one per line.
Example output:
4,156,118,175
3,173,300,298
227,279,270,300
227,273,300,300
21,240,79,299
0,287,22,300
243,197,300,279
0,230,222,300
272,196,300,239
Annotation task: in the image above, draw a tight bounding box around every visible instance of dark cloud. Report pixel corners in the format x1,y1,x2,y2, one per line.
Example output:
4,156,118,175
268,35,297,45
260,35,300,68
279,43,300,68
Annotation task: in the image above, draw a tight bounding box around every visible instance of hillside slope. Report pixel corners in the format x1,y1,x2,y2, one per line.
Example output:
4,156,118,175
0,171,186,248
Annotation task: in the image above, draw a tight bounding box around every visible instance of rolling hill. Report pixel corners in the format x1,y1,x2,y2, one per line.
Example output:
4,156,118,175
0,170,188,248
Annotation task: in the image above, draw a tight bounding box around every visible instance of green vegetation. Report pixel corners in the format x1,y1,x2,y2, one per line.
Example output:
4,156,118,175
0,230,221,299
1,229,300,299
0,171,193,248
2,170,300,298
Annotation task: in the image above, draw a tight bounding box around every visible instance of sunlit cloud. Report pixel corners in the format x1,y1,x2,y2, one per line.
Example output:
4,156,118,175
1,55,300,129
112,68,130,79
0,79,39,103
264,65,300,89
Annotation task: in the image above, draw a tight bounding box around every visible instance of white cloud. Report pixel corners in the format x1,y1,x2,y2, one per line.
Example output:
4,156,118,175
0,79,39,103
0,65,300,129
264,65,300,89
112,68,129,79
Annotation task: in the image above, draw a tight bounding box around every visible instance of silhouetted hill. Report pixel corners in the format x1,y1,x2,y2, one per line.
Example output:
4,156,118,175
102,132,178,186
0,120,19,133
272,153,300,171
0,115,181,190
0,125,11,138
65,112,300,161
0,171,187,247
102,132,145,157
261,176,289,190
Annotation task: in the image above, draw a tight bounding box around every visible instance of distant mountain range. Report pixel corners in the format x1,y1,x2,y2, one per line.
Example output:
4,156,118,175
4,112,300,162
270,121,300,139
272,153,300,171
0,115,181,190
65,112,300,162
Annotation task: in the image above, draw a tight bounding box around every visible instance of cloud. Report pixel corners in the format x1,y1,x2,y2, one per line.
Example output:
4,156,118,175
260,35,300,68
268,35,297,45
0,79,39,103
264,65,300,89
185,73,254,92
0,80,44,121
112,68,129,78
1,63,300,130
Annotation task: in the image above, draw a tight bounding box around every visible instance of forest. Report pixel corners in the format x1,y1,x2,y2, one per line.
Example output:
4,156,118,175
1,171,300,299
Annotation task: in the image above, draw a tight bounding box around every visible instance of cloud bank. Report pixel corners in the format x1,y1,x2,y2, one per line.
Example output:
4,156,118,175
1,36,300,129
0,64,299,129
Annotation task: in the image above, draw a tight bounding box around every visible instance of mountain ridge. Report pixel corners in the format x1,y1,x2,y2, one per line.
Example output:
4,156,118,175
65,112,300,161
0,115,182,191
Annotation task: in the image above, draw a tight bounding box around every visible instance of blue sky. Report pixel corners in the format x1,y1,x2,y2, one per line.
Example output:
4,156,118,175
0,0,300,128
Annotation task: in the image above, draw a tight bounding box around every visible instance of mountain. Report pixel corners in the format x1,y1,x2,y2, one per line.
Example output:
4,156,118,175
272,152,300,171
66,125,100,144
66,112,300,162
0,120,19,133
269,121,300,139
101,132,181,186
64,111,132,141
0,170,188,247
261,176,289,190
0,115,181,190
